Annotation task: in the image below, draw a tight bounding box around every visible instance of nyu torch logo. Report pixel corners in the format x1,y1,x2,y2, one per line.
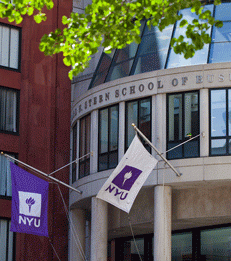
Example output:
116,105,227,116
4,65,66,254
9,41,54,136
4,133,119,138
26,197,35,213
105,165,142,200
18,191,42,227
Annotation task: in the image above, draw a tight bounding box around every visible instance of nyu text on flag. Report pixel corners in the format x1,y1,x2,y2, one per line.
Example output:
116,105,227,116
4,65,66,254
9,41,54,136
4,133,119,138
97,135,157,213
10,162,49,237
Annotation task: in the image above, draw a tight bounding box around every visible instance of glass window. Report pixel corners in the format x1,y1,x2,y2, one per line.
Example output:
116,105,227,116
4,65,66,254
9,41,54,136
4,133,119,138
106,43,139,82
89,51,115,89
201,227,231,260
172,232,193,261
89,3,231,87
123,238,144,261
214,2,231,21
0,87,19,133
132,24,173,74
209,42,231,64
125,98,151,151
98,105,119,171
0,153,15,197
72,123,77,183
167,5,213,69
167,92,199,159
79,114,91,179
209,3,231,64
112,225,231,261
210,89,231,156
0,219,14,261
0,24,20,70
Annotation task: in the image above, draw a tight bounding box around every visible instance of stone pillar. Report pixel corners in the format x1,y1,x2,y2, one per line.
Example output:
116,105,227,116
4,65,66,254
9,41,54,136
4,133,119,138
69,208,86,261
91,197,108,261
154,185,172,261
200,88,209,157
155,93,166,158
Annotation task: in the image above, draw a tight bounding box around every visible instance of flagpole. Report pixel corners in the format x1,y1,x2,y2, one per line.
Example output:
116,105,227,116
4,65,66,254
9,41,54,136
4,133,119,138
48,152,93,176
132,123,182,177
1,152,82,194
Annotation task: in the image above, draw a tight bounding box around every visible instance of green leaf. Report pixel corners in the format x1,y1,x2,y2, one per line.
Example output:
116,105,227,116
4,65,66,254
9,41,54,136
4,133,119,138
63,56,71,66
180,19,188,28
34,14,42,23
215,20,223,28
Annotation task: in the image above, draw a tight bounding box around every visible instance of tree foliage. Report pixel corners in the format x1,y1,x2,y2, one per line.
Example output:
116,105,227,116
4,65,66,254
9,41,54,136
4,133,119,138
0,0,223,79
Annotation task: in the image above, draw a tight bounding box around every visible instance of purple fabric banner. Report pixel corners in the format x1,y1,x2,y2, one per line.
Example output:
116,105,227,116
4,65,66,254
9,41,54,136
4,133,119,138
10,162,49,237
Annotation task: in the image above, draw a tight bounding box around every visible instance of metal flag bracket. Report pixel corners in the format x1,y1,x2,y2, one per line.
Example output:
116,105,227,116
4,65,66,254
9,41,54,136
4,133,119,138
131,123,182,177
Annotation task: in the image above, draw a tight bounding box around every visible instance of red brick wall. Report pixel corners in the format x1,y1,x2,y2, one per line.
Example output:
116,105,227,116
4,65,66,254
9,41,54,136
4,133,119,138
0,0,72,260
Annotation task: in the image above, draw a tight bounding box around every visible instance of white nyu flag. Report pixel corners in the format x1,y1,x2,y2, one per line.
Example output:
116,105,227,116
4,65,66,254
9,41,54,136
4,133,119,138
97,135,157,213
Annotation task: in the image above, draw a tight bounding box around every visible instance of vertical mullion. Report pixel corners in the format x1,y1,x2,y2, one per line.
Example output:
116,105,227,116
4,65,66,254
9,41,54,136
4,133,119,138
165,21,176,69
192,229,200,260
207,4,216,64
108,107,110,169
84,117,87,176
4,89,7,131
226,89,229,155
137,100,140,130
98,110,101,171
209,89,212,155
130,20,147,76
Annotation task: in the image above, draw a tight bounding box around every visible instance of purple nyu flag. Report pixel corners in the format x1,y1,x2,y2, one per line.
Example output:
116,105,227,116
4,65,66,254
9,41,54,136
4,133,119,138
10,162,49,237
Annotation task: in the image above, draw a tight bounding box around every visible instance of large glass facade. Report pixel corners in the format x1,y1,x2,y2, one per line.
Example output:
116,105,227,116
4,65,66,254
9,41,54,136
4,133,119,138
98,105,119,171
167,92,199,159
90,2,231,89
210,88,231,156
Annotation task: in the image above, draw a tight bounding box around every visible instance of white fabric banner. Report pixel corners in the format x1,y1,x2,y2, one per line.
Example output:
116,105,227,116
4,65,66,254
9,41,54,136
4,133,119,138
97,135,158,213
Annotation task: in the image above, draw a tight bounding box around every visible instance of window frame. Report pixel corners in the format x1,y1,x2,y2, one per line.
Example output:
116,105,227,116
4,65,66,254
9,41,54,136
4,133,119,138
0,22,21,72
0,86,20,135
0,152,17,199
78,114,91,179
72,123,77,183
209,88,231,156
209,2,231,64
0,218,16,261
111,223,231,261
166,90,200,160
98,104,119,172
125,97,152,152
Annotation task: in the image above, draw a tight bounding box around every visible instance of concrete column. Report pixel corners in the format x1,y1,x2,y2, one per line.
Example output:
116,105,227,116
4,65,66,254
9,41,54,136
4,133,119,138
154,185,172,261
200,88,209,157
91,197,108,261
155,93,166,158
69,208,86,261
